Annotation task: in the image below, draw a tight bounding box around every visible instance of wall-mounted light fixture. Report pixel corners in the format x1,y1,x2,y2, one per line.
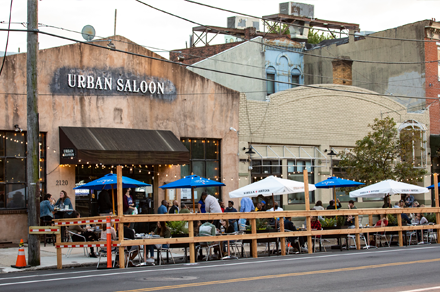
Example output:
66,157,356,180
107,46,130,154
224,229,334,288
14,124,22,132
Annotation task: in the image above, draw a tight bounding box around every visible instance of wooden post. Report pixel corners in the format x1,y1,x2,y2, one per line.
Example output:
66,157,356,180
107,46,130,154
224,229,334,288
250,218,258,258
307,216,312,254
369,214,373,226
355,215,360,250
117,166,125,268
280,218,286,256
56,233,62,269
304,170,312,253
435,173,440,243
397,212,403,247
304,170,310,211
188,220,195,263
26,0,41,267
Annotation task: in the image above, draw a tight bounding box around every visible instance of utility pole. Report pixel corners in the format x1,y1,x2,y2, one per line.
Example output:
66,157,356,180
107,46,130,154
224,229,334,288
27,0,40,266
114,9,117,36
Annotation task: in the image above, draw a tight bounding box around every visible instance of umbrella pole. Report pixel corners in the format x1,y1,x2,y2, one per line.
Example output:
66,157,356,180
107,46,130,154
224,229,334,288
333,186,337,210
272,193,277,230
192,187,195,213
111,185,115,216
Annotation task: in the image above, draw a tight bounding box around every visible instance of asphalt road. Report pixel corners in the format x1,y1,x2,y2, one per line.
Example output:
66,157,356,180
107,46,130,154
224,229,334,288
1,245,440,292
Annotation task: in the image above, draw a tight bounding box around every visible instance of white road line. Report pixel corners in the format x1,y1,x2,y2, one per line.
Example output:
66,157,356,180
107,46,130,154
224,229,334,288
0,245,438,286
399,286,440,292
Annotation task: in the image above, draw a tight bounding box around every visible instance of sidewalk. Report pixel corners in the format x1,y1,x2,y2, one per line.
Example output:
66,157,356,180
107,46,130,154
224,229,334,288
0,241,322,273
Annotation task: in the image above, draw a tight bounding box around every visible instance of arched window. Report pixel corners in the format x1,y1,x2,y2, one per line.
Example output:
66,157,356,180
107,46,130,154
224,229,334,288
266,67,276,96
291,69,301,88
398,120,427,168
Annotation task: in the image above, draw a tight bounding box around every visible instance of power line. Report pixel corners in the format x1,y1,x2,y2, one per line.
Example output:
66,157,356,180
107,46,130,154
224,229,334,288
0,0,13,78
136,0,440,65
8,21,440,91
184,0,440,43
0,27,438,101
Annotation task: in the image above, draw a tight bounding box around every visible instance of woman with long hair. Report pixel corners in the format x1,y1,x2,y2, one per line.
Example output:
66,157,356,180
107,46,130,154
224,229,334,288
55,190,73,210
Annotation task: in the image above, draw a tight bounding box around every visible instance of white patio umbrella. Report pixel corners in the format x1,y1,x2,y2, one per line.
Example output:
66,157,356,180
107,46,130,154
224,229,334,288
349,179,428,198
229,175,316,198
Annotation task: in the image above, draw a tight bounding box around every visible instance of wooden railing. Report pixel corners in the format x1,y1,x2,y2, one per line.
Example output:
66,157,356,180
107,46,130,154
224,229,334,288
52,166,440,269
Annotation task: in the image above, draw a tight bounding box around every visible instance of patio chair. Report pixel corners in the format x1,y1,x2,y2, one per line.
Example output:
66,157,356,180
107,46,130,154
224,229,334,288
66,231,88,258
375,231,393,247
229,231,247,257
424,223,436,243
196,235,220,261
313,228,326,252
96,246,118,268
155,244,175,265
346,226,369,250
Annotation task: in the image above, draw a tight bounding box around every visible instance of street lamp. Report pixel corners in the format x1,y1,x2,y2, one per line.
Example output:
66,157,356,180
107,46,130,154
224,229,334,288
325,149,337,206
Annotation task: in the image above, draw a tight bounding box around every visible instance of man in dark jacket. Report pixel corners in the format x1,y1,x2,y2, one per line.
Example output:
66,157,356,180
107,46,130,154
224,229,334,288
224,201,238,231
284,217,306,252
169,200,179,214
98,190,112,215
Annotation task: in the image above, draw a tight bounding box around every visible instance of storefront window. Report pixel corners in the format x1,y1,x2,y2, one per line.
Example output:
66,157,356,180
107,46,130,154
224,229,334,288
180,138,221,201
287,161,315,204
0,131,46,210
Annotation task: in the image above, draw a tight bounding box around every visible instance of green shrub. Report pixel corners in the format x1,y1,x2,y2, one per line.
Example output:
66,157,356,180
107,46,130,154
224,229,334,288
167,221,188,235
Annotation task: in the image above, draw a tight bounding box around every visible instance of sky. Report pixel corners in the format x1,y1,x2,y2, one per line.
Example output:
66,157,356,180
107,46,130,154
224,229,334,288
0,0,439,59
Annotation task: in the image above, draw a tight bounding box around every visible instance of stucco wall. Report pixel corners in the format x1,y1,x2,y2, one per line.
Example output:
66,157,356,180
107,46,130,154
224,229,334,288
0,213,28,243
188,37,266,101
238,84,431,207
0,36,240,222
304,21,429,111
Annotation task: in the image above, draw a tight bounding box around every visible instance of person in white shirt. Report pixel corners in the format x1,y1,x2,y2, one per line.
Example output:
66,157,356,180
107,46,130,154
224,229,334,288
204,194,222,214
267,202,283,225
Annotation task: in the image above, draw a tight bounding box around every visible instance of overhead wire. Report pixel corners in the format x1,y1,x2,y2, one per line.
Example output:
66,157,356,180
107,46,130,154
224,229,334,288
134,0,440,65
0,27,438,101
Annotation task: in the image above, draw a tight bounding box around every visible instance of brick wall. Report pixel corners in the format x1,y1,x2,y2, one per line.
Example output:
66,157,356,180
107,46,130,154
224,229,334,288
332,59,353,85
170,42,243,65
424,38,440,135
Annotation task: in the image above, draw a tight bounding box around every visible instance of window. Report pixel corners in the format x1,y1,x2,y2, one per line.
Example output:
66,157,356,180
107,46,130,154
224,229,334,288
0,131,46,209
251,160,282,205
180,138,221,201
287,161,314,204
398,120,427,168
266,67,276,96
291,69,301,88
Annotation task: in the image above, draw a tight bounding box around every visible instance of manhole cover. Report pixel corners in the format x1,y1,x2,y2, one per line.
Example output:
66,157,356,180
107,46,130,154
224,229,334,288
141,276,198,282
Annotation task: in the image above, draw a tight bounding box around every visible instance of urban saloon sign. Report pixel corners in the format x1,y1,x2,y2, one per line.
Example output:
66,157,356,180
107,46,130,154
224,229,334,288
50,67,177,101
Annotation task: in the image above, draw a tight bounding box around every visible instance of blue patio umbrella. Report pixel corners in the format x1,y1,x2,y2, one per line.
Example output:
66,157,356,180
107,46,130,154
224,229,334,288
427,183,440,189
160,175,225,212
74,173,150,214
315,177,364,210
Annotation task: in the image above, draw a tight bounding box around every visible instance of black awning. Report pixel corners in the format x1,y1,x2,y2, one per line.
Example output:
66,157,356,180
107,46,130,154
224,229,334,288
59,127,189,165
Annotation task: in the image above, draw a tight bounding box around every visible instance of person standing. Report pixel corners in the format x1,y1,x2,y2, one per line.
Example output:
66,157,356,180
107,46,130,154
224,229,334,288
123,188,135,215
204,194,222,213
240,197,255,212
224,201,238,232
98,190,112,215
198,193,206,213
405,194,415,208
158,200,169,214
169,200,179,214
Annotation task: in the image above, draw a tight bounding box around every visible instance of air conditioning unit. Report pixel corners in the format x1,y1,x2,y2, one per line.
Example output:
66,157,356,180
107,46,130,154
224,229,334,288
227,16,260,31
279,2,314,18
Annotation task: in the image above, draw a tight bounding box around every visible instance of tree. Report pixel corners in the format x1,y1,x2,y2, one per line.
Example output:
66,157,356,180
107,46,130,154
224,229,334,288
267,23,290,35
307,29,333,44
338,117,427,189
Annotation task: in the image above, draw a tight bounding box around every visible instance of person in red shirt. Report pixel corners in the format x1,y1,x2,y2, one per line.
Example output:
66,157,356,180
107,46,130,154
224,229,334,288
311,216,322,238
375,215,389,227
219,201,225,213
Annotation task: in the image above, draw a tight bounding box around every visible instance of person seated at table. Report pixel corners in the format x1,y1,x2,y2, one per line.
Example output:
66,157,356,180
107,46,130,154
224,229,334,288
67,211,99,257
375,215,388,227
54,190,73,219
314,201,325,211
346,200,357,226
412,213,428,244
224,201,238,232
255,202,263,212
154,221,171,248
284,217,306,252
99,224,117,240
199,219,220,259
169,200,180,214
267,202,284,226
98,190,112,215
326,199,341,210
219,201,225,213
412,201,420,208
401,212,412,225
198,195,206,214
179,203,190,213
40,194,55,223
120,222,139,265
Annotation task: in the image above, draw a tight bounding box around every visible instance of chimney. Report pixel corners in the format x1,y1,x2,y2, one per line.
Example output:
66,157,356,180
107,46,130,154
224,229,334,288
244,27,257,40
332,57,353,85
